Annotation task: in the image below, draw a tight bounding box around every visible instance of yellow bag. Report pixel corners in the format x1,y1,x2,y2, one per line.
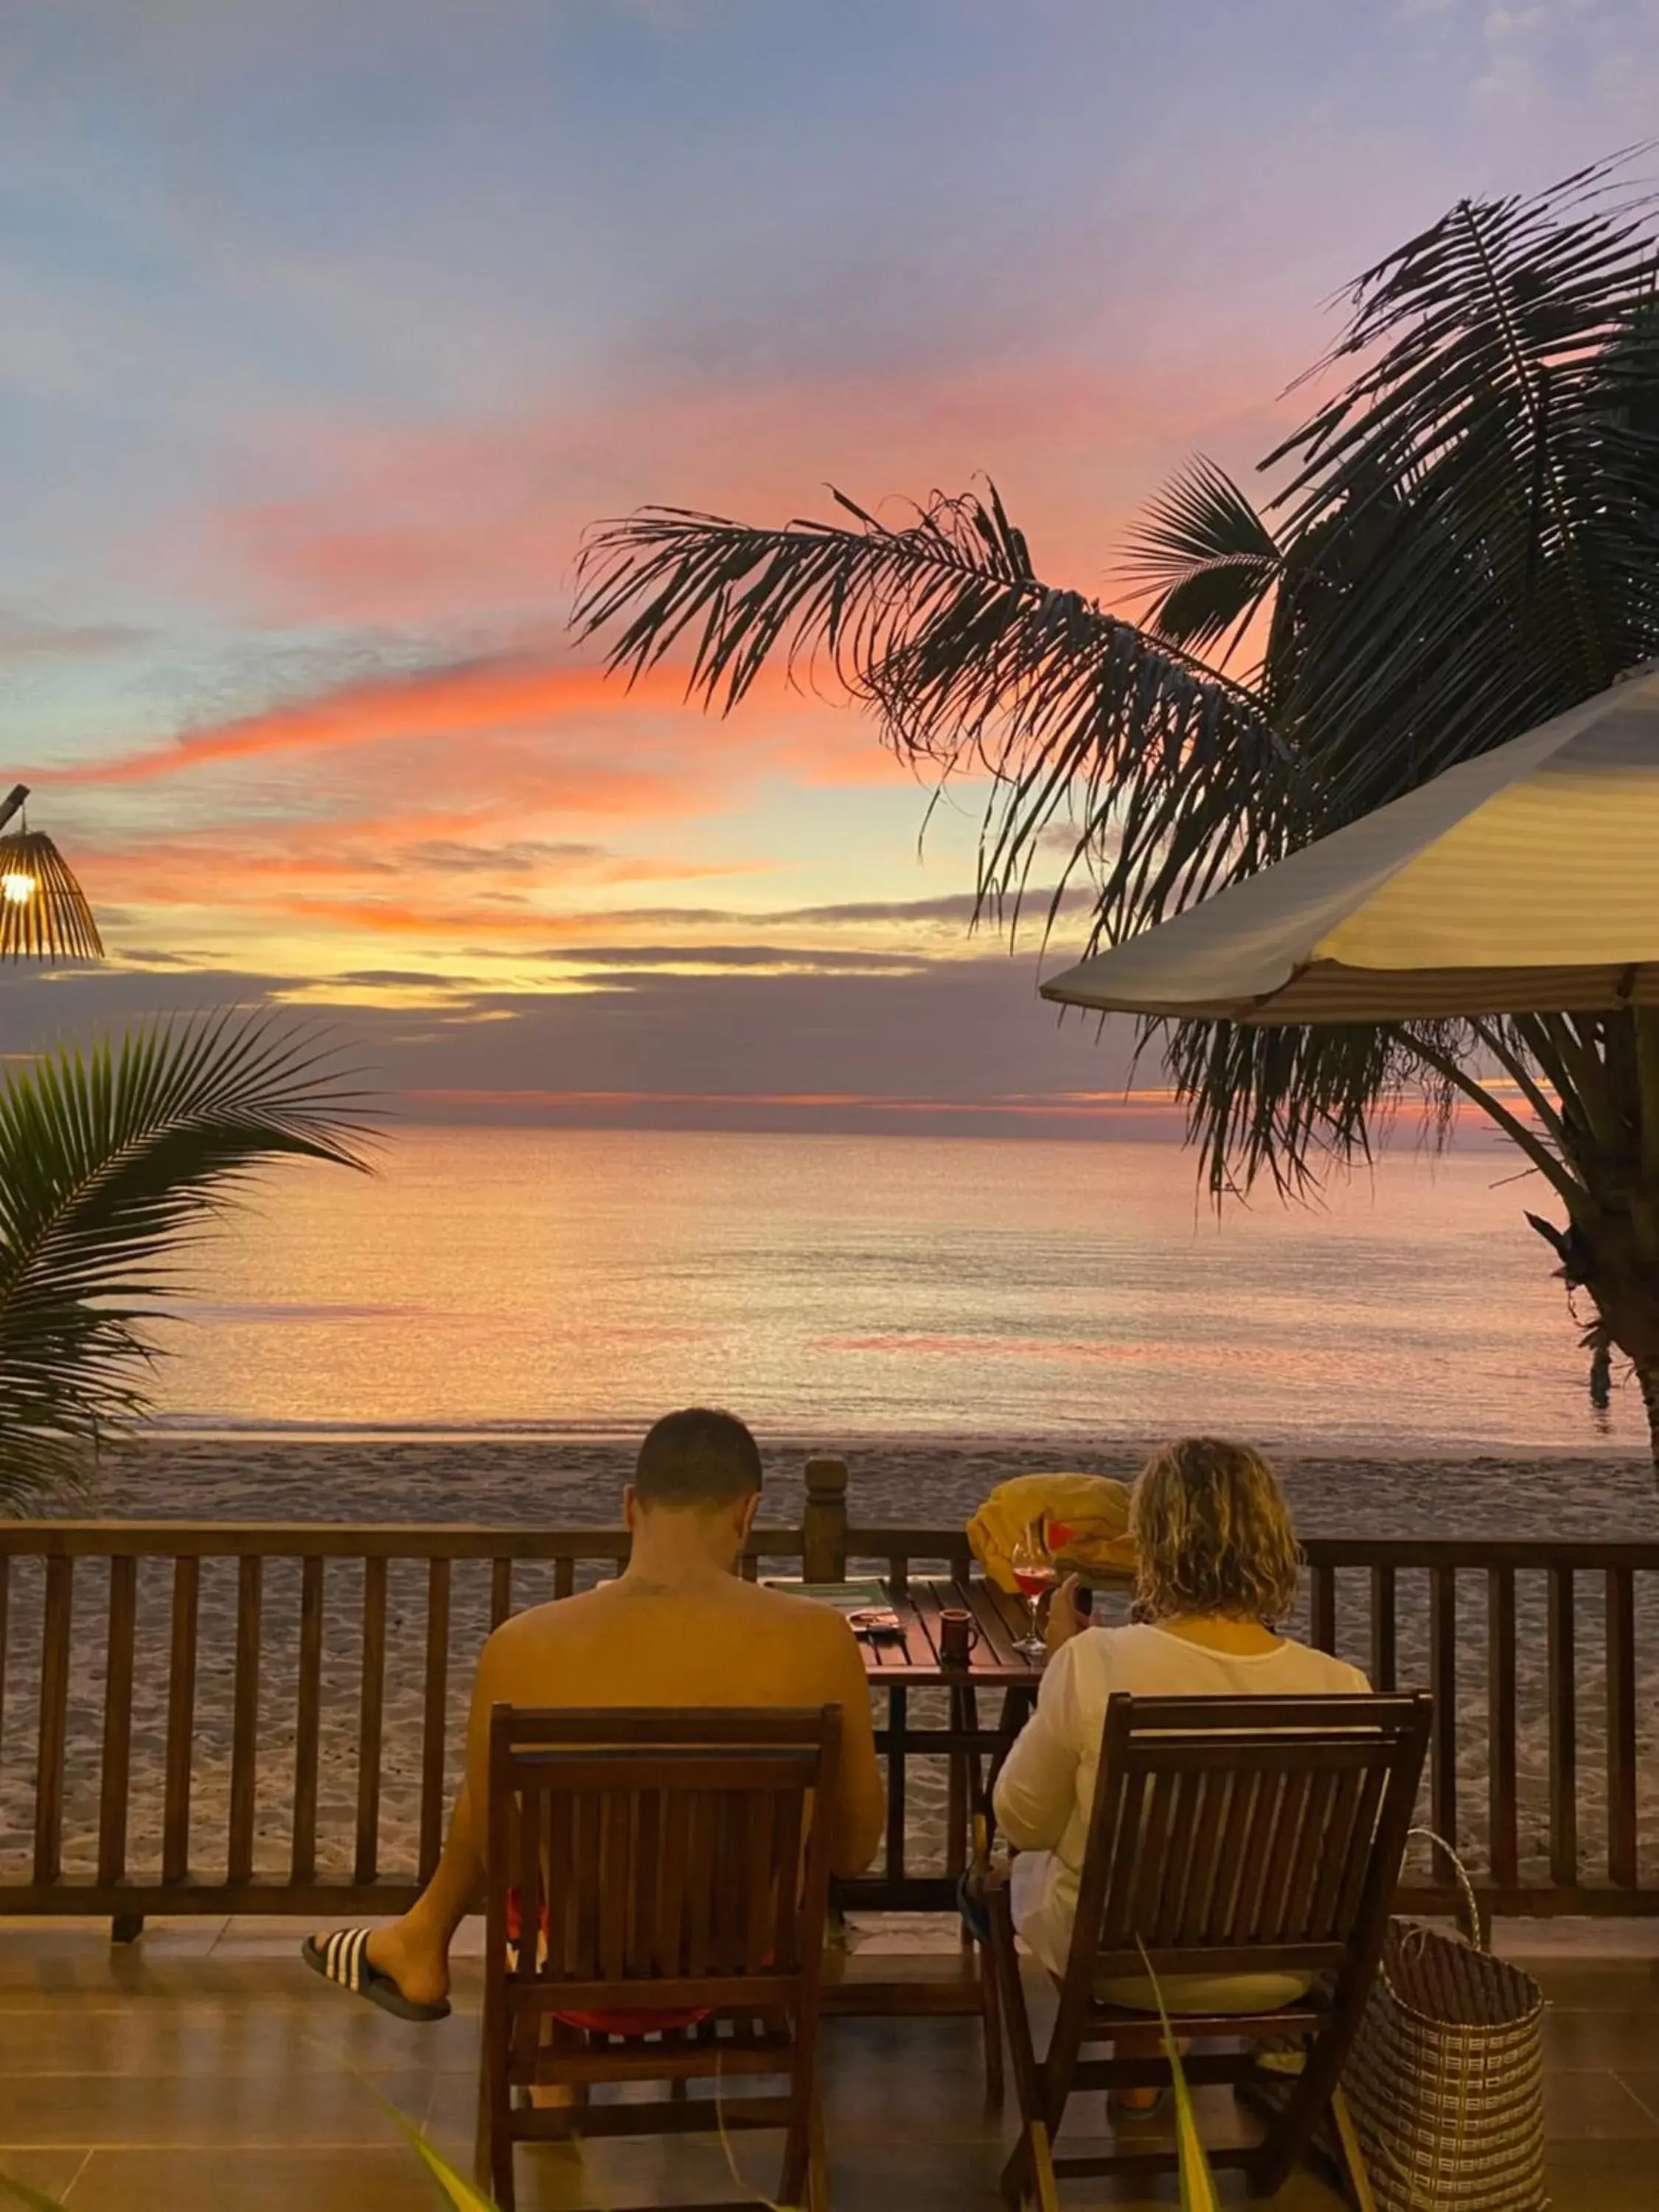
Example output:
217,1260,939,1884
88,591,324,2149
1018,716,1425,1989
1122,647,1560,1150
967,1472,1137,1594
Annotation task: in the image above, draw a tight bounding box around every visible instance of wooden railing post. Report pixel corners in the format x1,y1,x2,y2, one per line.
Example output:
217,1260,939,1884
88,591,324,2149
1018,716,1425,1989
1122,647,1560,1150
227,1556,263,1887
1369,1565,1397,1691
1310,1563,1337,1654
161,1556,199,1887
1607,1565,1638,1890
418,1557,452,1882
1488,1566,1519,1891
291,1557,324,1885
801,1457,849,1583
1428,1565,1458,1887
33,1555,73,1887
355,1556,389,1885
97,1554,138,1896
1548,1565,1578,1887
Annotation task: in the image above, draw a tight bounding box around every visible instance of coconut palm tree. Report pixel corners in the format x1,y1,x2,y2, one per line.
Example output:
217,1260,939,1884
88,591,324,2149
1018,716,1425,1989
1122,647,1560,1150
0,1011,371,1509
570,157,1659,1464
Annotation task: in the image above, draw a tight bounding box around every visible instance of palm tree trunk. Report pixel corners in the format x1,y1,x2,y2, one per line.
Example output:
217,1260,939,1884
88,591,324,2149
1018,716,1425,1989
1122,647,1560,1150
1586,1260,1659,1478
1413,1027,1659,1478
1582,1255,1659,1480
1639,1357,1659,1475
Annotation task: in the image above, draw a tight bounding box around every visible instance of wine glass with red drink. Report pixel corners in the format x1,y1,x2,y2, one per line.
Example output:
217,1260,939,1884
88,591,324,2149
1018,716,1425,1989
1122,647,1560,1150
1009,1522,1056,1658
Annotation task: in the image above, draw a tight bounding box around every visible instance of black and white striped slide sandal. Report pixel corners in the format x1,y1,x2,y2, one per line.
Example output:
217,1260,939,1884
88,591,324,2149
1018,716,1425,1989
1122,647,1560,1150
302,1929,451,2022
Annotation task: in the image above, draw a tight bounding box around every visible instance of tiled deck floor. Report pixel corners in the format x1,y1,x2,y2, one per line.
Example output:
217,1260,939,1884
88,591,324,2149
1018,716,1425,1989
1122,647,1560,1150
2,1916,1658,2208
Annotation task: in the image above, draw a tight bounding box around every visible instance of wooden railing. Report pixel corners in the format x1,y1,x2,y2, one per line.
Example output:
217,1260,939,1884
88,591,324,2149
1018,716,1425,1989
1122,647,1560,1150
1293,1538,1659,1919
0,1462,1655,1927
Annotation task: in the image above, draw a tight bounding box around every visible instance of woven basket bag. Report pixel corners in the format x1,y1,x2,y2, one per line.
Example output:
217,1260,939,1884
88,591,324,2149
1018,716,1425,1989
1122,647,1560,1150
1346,1833,1546,2210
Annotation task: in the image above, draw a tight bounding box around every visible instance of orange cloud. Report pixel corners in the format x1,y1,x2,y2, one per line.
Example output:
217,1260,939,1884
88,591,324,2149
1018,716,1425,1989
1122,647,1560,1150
38,628,904,885
35,643,911,963
72,821,771,953
81,830,757,893
44,656,714,787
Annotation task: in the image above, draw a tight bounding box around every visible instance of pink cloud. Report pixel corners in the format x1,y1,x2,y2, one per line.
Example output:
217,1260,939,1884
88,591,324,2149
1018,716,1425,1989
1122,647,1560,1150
206,347,1295,633
61,344,1298,967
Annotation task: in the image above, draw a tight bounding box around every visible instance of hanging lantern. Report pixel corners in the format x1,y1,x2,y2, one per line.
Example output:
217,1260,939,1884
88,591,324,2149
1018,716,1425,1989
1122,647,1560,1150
0,787,102,963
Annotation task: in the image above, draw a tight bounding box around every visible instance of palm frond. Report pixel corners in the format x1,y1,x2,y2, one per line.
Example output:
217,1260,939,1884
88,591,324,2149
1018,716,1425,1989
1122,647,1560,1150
1145,1016,1458,1200
0,1011,375,1511
1119,456,1284,664
1168,157,1659,1189
572,485,1284,947
1267,154,1659,812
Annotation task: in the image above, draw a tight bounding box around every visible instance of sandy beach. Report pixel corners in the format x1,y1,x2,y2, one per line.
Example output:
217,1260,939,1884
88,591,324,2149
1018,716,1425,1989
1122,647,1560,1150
2,1435,1656,1897
63,1430,1659,1538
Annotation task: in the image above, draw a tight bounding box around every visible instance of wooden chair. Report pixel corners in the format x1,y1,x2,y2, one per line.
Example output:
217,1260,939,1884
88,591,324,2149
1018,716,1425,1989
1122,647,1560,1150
477,1705,843,2212
988,1691,1433,2209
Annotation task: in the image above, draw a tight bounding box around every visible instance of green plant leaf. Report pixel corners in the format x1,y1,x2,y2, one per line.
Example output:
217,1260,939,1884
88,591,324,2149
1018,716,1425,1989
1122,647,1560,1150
0,1010,375,1509
405,2132,501,2211
381,2098,500,2208
1136,1943,1222,2212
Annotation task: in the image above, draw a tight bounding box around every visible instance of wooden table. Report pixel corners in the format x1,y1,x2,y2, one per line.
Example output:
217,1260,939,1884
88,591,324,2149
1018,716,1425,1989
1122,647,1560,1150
824,1573,1046,2068
844,1573,1047,1915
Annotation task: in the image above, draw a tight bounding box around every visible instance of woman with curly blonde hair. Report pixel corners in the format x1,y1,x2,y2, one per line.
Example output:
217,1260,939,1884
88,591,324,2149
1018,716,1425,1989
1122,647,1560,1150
992,1438,1368,2087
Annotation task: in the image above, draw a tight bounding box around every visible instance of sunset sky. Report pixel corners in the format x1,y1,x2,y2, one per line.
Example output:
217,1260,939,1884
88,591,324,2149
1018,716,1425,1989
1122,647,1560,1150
3,0,1655,1133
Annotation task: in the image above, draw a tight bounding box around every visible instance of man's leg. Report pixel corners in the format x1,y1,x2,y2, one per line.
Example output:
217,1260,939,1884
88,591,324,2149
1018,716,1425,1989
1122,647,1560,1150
353,1778,484,2006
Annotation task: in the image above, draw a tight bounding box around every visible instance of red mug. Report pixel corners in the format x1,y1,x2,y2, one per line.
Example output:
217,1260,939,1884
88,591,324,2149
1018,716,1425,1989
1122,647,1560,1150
939,1608,981,1666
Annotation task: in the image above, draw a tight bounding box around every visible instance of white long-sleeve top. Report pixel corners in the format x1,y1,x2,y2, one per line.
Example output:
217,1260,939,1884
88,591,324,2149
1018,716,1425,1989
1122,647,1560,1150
994,1622,1370,1988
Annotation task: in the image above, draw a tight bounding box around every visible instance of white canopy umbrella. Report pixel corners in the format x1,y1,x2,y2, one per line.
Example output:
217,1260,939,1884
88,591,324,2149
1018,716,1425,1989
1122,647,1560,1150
1040,664,1659,1024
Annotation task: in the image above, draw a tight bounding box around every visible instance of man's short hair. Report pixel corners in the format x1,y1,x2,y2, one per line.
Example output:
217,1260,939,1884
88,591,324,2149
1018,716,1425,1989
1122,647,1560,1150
633,1408,764,1509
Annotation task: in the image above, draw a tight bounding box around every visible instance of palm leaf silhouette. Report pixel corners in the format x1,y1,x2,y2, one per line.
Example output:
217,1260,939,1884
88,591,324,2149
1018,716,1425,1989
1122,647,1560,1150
573,483,1283,952
0,1011,372,1509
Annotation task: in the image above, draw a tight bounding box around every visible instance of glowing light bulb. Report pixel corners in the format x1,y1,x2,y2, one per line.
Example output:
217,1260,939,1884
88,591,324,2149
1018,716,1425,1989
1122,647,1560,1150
2,872,37,905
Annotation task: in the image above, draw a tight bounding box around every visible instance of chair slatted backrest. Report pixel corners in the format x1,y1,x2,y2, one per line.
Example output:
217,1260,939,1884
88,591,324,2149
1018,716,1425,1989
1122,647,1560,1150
484,1705,842,2017
1071,1694,1432,1988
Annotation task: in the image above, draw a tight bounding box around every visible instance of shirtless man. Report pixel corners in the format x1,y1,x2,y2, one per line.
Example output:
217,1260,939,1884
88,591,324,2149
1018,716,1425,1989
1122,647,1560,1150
305,1407,886,2017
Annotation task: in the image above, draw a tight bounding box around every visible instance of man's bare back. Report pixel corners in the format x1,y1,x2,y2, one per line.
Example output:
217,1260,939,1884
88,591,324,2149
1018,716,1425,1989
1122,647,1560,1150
307,1409,886,2016
471,1574,886,1876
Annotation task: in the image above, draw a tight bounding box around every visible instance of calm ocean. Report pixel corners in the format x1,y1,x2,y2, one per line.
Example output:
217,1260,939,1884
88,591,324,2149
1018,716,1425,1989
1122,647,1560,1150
141,1124,1643,1454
